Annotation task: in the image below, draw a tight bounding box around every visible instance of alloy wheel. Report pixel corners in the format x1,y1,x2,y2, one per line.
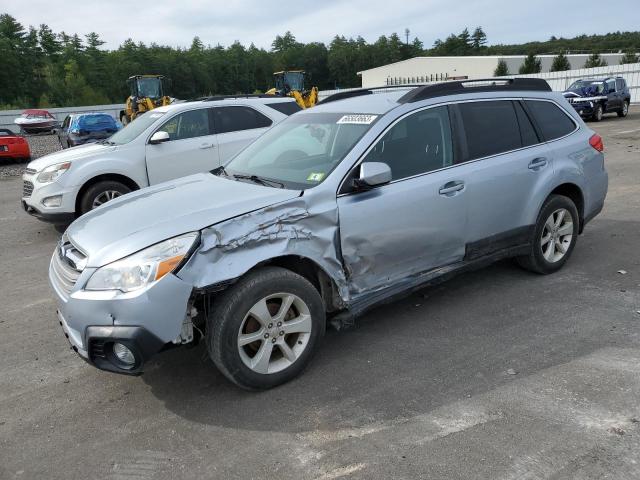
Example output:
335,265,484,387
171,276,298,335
92,190,123,208
237,293,312,374
540,208,573,263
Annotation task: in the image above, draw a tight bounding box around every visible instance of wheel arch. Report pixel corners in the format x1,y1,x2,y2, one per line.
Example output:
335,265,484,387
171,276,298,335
75,173,141,214
547,182,585,233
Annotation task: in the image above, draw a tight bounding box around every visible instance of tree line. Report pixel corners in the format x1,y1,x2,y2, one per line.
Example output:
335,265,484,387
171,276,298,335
1,13,638,109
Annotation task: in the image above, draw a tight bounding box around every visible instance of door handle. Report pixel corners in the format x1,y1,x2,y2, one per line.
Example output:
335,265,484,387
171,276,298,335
199,143,215,149
439,181,465,196
528,157,547,170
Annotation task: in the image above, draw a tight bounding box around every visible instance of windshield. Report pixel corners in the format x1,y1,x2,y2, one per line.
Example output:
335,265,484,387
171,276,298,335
137,78,162,98
107,111,165,145
223,112,377,189
568,80,605,94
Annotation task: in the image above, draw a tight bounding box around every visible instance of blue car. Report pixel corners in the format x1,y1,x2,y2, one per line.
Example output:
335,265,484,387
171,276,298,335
57,113,122,148
563,77,631,121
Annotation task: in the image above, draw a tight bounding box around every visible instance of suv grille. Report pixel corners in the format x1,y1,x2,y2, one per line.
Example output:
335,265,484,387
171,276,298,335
50,238,86,296
24,167,37,175
22,181,34,197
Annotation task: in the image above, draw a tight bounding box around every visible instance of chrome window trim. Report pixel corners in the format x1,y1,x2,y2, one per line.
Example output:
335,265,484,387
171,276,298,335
337,97,580,197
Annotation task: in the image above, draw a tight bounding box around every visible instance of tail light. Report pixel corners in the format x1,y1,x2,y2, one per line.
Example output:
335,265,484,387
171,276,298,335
589,133,604,152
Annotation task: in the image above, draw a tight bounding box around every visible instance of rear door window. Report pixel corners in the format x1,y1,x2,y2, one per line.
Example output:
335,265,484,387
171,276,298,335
362,105,453,180
616,79,625,91
514,101,540,147
458,100,521,160
213,106,273,134
525,100,576,141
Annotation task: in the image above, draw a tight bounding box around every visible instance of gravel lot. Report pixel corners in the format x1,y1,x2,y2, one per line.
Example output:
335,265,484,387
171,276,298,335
0,133,61,178
0,109,639,480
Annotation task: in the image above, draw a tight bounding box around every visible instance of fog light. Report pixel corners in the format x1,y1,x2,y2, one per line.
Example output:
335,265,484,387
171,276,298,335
113,342,135,367
42,195,62,208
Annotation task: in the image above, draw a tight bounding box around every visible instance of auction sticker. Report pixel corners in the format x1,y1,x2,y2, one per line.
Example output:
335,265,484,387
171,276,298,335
337,114,378,125
307,172,326,182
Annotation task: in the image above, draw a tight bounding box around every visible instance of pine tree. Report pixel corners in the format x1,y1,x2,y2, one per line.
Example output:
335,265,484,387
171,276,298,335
519,53,542,74
494,59,509,76
550,53,571,71
472,27,487,49
584,53,607,68
619,50,639,64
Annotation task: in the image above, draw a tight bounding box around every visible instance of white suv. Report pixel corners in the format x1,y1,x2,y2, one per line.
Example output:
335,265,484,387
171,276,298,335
21,96,300,226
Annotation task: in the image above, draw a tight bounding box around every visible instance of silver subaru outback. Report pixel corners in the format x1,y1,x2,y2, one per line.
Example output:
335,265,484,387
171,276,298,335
50,79,608,390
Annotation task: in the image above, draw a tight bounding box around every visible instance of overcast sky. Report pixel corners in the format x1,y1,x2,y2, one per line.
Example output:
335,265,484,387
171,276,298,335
5,0,640,50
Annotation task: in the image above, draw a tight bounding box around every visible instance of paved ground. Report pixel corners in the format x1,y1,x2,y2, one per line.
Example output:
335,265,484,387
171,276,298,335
0,111,639,480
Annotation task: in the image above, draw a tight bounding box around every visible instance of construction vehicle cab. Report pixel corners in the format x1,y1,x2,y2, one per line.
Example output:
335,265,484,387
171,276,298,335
267,70,318,109
120,75,171,125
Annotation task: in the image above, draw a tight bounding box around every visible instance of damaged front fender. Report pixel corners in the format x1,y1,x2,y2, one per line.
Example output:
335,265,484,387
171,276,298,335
177,192,351,302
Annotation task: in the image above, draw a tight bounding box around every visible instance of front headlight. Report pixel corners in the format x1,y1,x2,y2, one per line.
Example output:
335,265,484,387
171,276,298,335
37,162,71,184
85,232,199,292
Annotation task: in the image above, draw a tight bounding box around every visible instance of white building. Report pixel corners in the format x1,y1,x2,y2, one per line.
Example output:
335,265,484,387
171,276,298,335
358,54,628,88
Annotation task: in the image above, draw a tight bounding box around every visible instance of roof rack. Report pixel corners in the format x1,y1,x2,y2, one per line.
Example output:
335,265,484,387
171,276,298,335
398,78,551,103
319,85,427,105
194,94,282,102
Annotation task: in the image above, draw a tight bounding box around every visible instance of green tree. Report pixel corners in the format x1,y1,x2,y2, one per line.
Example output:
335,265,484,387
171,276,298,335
472,27,487,49
494,59,509,76
519,53,541,74
584,52,607,68
550,52,571,71
619,50,639,64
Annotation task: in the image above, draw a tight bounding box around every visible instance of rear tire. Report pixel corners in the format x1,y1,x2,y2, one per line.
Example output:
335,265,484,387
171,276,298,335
516,194,579,274
617,101,629,118
79,180,131,214
207,267,325,390
591,104,603,122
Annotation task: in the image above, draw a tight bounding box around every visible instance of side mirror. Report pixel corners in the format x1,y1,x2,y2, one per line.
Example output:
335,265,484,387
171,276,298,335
149,131,170,144
354,162,392,189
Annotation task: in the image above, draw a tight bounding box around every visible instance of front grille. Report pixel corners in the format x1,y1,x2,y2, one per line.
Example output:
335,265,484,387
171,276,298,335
24,167,37,175
22,180,34,197
50,238,86,296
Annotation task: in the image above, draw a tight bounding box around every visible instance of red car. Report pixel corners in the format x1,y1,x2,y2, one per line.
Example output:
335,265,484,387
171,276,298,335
0,129,31,161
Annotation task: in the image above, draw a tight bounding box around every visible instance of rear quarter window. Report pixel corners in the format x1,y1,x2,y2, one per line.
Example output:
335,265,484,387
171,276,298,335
266,102,302,116
525,100,576,141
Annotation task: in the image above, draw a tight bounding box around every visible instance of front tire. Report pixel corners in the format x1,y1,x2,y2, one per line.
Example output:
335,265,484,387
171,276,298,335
617,101,629,118
592,104,603,122
79,180,131,214
516,194,579,274
207,267,325,390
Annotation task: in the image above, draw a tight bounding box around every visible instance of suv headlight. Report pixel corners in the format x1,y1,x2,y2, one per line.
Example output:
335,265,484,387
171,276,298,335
85,232,199,292
37,162,71,184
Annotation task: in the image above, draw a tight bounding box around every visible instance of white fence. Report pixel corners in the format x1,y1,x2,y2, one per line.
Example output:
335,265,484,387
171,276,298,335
0,104,124,134
319,62,640,103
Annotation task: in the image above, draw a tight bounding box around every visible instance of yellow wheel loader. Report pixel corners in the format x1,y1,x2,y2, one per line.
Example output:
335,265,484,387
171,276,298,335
266,70,318,109
120,75,172,125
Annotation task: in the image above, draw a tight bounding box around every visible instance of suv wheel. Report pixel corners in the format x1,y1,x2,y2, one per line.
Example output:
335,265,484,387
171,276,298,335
207,267,325,390
617,101,629,118
79,180,131,214
517,194,579,274
592,104,603,122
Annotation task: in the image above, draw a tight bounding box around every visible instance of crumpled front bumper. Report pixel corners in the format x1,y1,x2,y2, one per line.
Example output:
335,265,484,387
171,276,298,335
50,254,194,375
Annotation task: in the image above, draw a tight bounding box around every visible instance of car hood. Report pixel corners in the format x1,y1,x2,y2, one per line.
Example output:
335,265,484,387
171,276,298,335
27,143,117,171
66,173,302,267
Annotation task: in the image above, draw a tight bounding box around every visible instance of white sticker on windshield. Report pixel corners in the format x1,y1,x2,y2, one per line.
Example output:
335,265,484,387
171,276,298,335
337,114,378,125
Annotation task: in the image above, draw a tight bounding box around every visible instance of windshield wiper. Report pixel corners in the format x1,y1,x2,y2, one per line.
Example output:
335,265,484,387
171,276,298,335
99,139,115,145
232,174,285,189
